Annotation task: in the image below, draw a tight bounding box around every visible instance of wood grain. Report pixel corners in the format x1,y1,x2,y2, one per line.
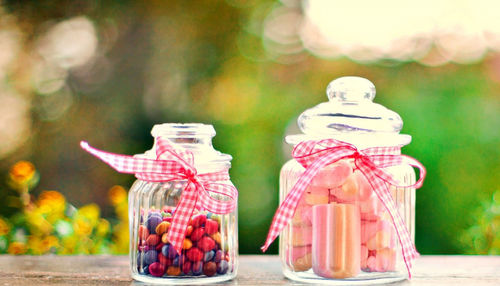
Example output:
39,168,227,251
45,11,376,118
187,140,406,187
0,255,498,285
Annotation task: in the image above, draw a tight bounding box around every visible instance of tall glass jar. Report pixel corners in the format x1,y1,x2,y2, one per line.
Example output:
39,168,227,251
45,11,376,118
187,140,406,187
279,77,417,284
129,123,238,284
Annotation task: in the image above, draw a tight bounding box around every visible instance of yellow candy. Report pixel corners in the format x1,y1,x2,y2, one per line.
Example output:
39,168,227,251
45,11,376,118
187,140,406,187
210,232,221,244
161,233,169,244
155,221,171,235
183,238,193,250
166,266,181,276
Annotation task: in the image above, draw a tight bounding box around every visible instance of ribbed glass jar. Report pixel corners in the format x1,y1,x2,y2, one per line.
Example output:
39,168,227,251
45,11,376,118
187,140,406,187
279,77,417,284
129,123,238,284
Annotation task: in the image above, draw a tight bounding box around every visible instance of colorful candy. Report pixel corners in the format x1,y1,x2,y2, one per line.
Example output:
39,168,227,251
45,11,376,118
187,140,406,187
136,210,231,278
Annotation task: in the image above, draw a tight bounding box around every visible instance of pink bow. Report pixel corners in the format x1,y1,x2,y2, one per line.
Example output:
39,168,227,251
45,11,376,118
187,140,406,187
80,137,238,254
261,138,426,278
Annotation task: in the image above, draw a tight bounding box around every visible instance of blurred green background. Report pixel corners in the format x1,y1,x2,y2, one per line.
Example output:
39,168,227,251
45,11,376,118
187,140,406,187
0,0,499,255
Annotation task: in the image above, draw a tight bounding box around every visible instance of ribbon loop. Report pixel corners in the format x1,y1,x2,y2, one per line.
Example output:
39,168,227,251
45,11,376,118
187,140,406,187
80,137,238,254
261,139,426,278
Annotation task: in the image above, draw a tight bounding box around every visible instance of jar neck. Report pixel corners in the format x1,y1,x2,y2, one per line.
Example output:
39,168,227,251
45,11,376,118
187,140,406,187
145,123,232,172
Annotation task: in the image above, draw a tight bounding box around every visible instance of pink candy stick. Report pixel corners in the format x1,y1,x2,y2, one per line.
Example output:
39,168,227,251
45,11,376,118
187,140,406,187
312,203,361,279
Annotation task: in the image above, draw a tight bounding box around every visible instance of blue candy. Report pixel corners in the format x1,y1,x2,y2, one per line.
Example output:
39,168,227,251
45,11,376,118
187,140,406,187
143,250,158,265
204,250,215,262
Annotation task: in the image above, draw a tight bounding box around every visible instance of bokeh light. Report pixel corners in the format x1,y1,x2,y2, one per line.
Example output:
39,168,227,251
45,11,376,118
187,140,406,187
0,0,498,256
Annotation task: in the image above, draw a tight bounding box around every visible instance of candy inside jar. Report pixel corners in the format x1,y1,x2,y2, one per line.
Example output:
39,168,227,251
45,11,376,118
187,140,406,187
135,206,233,279
274,77,423,284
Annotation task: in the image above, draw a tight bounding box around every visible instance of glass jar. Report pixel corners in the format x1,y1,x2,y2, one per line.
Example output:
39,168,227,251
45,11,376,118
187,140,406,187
129,123,238,284
279,77,418,284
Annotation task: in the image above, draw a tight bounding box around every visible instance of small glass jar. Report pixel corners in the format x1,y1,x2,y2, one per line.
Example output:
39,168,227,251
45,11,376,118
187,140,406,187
279,77,417,284
129,123,238,284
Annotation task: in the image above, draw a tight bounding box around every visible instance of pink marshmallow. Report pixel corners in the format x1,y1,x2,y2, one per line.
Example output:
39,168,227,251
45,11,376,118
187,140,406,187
353,170,373,201
291,205,312,226
365,248,397,272
286,245,312,272
360,194,385,221
360,244,368,269
374,248,396,272
361,220,392,244
366,229,395,250
310,161,353,188
291,225,312,246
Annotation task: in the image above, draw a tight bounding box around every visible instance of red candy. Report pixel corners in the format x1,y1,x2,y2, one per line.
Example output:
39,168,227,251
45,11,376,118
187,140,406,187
158,253,172,267
139,225,149,240
182,261,192,274
191,214,207,228
155,242,165,251
148,262,166,277
190,227,205,241
205,219,219,235
146,234,160,246
198,236,216,252
186,247,204,262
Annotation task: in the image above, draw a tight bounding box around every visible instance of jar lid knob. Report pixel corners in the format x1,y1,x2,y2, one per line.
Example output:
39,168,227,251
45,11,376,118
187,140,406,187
326,76,376,102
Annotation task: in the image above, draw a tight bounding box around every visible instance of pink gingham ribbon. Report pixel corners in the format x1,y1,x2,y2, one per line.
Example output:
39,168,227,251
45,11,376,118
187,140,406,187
80,137,237,254
261,138,426,278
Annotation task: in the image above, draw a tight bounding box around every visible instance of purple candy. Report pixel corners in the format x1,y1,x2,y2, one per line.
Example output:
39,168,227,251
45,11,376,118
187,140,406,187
217,260,229,274
144,250,158,265
147,215,163,234
161,244,178,259
204,250,215,262
173,254,187,267
192,261,203,276
214,250,223,263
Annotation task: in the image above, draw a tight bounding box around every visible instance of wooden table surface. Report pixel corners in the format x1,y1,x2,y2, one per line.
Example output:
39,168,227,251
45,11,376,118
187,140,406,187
0,255,498,285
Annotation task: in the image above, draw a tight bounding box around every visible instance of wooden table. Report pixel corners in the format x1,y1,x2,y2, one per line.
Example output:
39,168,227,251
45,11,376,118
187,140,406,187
0,255,498,285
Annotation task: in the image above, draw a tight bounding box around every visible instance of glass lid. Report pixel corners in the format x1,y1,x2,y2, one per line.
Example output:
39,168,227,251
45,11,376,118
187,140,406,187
286,76,411,147
137,123,232,171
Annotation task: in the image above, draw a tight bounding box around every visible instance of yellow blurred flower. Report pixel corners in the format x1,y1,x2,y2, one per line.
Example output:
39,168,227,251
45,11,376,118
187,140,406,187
108,185,127,206
42,235,59,251
37,191,66,222
60,235,78,254
8,241,27,255
9,161,36,186
25,210,53,235
0,218,9,236
96,218,110,237
78,204,100,226
73,217,92,236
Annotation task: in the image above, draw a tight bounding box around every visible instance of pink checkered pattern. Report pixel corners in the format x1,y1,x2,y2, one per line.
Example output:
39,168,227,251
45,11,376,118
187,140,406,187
261,138,426,278
80,138,238,254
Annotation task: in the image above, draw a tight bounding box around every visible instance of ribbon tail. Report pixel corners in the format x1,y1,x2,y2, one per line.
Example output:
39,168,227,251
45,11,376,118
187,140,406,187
168,181,198,254
401,155,427,189
357,162,418,278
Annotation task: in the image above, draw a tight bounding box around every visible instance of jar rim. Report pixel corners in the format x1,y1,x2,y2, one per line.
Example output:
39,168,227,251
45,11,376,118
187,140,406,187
285,133,412,149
